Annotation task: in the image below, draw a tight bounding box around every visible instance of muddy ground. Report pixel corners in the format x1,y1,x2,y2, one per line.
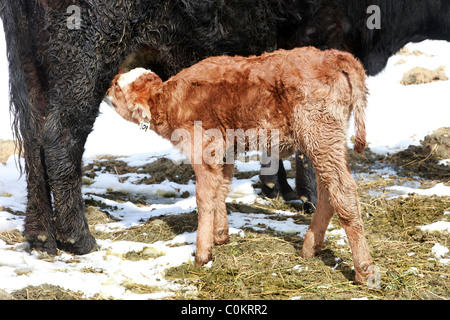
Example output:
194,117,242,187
0,129,449,300
0,140,16,164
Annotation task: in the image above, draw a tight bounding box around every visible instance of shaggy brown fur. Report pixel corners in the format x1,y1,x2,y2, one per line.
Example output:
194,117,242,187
107,47,374,284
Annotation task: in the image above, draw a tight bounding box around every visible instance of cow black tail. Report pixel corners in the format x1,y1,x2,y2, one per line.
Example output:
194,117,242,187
0,1,47,174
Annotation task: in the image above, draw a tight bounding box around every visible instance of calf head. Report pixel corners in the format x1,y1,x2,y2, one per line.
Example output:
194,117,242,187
106,68,162,126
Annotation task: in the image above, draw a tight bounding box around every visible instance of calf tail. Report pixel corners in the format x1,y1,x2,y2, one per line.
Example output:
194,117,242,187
352,84,367,154
325,50,368,154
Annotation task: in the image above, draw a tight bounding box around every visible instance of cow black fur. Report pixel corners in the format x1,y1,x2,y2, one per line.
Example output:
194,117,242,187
1,0,449,255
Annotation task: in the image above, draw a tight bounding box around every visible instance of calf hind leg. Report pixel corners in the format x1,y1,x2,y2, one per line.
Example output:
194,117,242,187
301,183,334,258
213,163,234,245
329,179,374,284
317,160,373,284
301,129,374,284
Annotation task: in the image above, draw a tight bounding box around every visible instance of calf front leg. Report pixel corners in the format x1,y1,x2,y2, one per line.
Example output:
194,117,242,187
192,163,224,266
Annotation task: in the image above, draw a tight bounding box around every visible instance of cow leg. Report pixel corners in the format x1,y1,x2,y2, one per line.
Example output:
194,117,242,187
0,2,58,253
213,163,233,245
22,139,58,254
295,151,318,213
38,6,133,254
260,159,295,199
42,109,97,255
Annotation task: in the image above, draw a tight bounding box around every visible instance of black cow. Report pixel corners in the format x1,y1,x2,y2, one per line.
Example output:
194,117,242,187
1,0,449,255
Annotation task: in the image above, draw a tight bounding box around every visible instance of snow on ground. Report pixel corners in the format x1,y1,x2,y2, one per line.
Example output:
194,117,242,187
0,29,449,299
357,41,450,155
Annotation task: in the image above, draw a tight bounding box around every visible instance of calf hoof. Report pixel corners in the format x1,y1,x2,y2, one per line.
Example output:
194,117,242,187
214,228,230,246
195,248,212,267
195,254,212,267
301,248,314,259
354,261,378,286
301,230,324,258
301,244,323,259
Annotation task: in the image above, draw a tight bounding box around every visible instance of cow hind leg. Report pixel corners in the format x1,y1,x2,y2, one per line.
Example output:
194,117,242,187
295,151,318,213
260,159,295,200
42,111,97,255
22,141,58,254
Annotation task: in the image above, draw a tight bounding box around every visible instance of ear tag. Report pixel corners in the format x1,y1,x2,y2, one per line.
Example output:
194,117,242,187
140,121,150,132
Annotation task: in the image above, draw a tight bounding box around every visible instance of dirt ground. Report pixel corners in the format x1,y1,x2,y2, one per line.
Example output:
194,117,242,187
1,128,449,300
400,66,448,86
0,140,16,164
396,46,448,86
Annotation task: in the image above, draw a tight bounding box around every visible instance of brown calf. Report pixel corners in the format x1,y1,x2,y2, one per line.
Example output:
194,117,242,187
106,47,374,284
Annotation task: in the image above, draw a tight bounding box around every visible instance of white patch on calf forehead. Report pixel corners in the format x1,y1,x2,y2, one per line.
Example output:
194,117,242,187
117,68,153,89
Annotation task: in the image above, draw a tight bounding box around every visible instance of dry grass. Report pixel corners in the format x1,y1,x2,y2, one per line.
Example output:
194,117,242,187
2,143,449,300
164,192,449,300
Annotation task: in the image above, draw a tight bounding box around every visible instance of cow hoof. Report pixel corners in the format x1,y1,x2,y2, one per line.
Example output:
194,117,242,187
262,183,297,202
299,196,316,213
57,232,97,255
282,189,298,201
261,182,281,199
24,231,58,255
303,201,316,213
27,236,58,255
